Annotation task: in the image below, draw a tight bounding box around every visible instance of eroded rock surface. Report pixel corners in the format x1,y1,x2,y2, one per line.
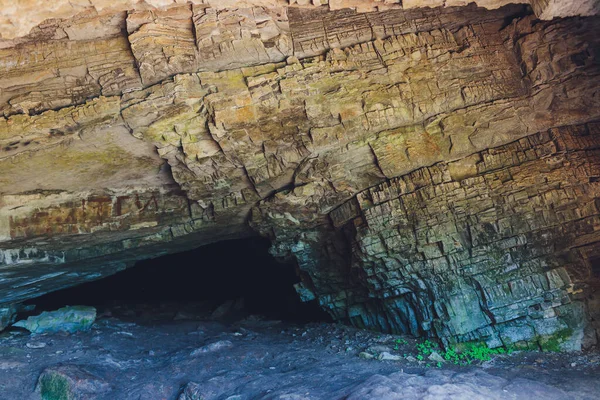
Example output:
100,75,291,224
13,306,96,334
0,1,599,349
1,310,599,399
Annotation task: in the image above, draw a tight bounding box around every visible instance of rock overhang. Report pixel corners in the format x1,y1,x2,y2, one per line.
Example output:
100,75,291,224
0,0,598,349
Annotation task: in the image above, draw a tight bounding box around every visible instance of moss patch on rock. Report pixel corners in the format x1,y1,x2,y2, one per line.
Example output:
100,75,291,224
38,372,71,400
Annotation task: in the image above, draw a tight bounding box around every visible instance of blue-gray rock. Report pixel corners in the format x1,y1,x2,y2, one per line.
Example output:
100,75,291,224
36,365,111,400
13,306,96,334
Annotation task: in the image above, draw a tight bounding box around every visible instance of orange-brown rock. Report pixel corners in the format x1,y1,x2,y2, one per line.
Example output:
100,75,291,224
0,1,598,348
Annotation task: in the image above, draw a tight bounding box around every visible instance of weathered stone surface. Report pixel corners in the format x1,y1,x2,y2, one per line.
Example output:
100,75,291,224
0,1,595,43
0,303,18,331
0,1,598,350
14,305,97,333
0,17,141,117
530,0,600,19
253,122,600,349
36,364,111,400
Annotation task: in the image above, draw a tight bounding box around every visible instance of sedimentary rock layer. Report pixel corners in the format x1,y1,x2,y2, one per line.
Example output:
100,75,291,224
253,122,600,349
0,1,598,348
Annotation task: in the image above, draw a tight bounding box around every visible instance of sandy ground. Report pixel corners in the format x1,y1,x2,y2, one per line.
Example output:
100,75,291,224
1,304,599,400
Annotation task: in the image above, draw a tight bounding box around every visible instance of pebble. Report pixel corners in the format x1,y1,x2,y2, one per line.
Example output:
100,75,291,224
359,352,375,360
377,351,402,361
428,351,445,363
26,342,46,349
366,345,392,354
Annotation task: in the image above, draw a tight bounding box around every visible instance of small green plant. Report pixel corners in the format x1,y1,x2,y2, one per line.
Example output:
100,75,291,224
442,342,507,365
393,338,407,350
411,339,509,366
437,362,442,368
416,339,436,356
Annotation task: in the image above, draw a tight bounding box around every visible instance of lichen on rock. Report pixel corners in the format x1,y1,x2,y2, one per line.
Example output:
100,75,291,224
13,306,97,334
0,0,599,350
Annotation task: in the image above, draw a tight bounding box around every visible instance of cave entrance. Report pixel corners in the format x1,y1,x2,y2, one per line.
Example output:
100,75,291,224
25,237,331,323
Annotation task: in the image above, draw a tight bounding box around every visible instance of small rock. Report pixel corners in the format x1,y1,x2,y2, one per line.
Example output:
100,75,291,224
571,362,577,367
405,355,417,362
13,306,96,334
190,340,233,356
366,345,392,354
377,351,402,361
36,365,111,399
26,341,46,349
428,351,445,363
359,352,375,360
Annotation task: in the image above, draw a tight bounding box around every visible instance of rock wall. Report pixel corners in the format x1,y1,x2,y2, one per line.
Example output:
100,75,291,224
4,0,594,42
0,1,599,348
253,123,600,350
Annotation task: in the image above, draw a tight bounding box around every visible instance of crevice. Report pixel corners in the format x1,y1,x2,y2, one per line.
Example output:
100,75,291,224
368,142,387,179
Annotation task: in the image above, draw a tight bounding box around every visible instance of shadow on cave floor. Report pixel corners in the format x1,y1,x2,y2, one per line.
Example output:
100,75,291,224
22,236,332,325
4,239,600,399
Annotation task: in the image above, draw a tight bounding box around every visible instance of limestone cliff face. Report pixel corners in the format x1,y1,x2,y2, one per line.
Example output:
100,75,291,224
0,1,599,348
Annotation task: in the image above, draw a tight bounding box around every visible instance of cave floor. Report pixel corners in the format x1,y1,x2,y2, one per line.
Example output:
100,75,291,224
1,304,599,400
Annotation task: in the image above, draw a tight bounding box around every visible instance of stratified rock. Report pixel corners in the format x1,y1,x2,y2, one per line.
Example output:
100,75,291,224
1,1,597,42
254,122,600,349
36,365,111,400
13,306,96,334
0,1,598,350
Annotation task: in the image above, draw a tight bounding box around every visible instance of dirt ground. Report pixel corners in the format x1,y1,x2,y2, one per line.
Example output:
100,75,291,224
1,303,599,400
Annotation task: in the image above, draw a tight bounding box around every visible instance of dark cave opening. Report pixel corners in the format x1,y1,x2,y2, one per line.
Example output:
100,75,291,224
25,237,331,323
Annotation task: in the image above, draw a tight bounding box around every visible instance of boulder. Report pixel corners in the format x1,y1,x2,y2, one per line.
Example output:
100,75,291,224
13,306,96,334
36,365,111,400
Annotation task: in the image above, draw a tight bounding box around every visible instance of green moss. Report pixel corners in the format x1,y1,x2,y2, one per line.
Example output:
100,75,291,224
39,373,71,400
509,340,539,351
500,328,574,352
539,328,573,352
